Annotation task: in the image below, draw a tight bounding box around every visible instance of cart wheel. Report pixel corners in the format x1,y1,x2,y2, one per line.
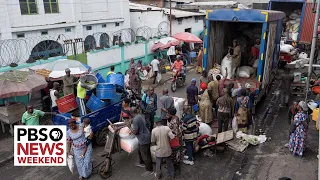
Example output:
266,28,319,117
95,127,109,146
99,158,112,179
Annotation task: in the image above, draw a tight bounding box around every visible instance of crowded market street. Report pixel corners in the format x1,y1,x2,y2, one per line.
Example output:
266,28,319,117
0,68,317,180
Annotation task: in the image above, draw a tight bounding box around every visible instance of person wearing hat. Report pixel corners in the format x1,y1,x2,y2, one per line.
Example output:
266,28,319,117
151,116,175,179
186,78,199,112
228,39,241,79
63,68,77,96
77,75,91,116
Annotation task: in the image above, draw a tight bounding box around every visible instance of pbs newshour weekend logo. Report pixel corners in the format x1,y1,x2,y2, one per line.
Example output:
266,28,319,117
14,125,67,166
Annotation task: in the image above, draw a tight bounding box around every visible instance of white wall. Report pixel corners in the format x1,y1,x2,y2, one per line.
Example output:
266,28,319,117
130,11,204,36
7,0,75,29
123,43,145,60
130,11,167,32
87,48,122,69
171,17,204,35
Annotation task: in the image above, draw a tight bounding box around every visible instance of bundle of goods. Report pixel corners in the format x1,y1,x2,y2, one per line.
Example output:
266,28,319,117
108,123,139,153
208,63,221,79
173,97,185,119
283,10,302,41
286,51,310,69
237,66,254,78
221,55,233,79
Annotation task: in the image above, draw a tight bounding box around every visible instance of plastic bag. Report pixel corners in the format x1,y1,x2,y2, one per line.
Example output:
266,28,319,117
156,73,162,83
232,116,238,133
67,155,74,174
199,122,213,136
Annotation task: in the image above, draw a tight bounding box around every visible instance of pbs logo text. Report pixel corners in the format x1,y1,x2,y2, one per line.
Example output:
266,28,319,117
14,126,67,166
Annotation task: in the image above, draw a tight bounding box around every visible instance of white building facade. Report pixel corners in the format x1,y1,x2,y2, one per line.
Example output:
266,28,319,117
130,2,205,39
0,0,130,65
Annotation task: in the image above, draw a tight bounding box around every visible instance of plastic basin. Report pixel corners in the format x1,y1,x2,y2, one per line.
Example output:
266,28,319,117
86,94,106,111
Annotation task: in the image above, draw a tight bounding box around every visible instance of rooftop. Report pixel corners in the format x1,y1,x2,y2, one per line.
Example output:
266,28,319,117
129,2,205,18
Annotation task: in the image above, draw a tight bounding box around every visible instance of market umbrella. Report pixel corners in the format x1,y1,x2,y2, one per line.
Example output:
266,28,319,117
44,59,91,79
151,37,181,51
0,70,48,98
173,32,203,43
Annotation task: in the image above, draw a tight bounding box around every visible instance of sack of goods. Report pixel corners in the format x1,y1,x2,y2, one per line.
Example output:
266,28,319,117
221,55,233,79
283,10,301,40
199,122,213,136
280,44,294,53
237,66,254,78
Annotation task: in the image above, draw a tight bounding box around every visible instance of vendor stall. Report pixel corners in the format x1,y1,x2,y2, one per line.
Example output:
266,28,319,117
0,70,48,134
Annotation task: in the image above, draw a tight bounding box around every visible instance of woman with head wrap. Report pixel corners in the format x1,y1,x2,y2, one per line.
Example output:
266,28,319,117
66,119,93,179
198,82,213,124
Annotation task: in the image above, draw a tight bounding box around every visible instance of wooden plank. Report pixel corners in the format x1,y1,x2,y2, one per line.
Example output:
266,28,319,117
216,130,234,144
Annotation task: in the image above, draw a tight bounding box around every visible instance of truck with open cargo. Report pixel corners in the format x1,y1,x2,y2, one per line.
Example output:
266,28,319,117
268,0,317,44
203,8,285,111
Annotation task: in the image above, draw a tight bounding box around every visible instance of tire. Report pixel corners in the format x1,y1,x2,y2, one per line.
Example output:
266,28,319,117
171,81,177,92
95,127,109,146
99,158,112,179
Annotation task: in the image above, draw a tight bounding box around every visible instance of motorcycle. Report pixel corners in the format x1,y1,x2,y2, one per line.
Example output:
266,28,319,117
171,68,186,92
126,88,141,109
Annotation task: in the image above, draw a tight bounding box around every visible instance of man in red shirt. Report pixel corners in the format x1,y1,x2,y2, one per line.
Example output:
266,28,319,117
171,55,184,72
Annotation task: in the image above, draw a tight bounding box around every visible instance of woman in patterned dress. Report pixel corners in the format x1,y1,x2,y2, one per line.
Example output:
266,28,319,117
166,108,182,169
289,107,308,157
67,119,93,180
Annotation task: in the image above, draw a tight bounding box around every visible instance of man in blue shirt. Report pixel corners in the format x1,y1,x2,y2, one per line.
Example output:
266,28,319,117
141,87,158,132
186,78,198,112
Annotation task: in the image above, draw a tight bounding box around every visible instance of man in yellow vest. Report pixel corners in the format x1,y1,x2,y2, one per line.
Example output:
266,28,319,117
77,75,91,116
107,65,116,76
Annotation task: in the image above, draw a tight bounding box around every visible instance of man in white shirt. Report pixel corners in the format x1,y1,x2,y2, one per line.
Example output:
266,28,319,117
150,56,160,84
167,46,176,63
50,82,60,115
151,116,175,179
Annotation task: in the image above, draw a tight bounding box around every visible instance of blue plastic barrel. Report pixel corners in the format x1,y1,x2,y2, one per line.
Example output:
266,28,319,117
96,83,116,99
86,94,106,111
106,74,124,87
96,73,105,83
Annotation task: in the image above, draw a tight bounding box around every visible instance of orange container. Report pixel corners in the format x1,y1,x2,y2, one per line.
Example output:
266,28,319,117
56,94,78,113
312,86,320,94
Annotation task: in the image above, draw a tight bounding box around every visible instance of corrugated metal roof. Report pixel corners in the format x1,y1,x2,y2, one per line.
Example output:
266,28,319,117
300,3,316,43
178,1,250,9
129,3,205,18
206,9,285,22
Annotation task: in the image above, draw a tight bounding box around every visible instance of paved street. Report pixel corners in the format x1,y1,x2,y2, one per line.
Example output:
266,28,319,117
0,69,318,180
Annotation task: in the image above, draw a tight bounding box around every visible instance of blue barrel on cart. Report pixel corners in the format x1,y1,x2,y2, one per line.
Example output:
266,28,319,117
106,74,124,87
96,83,116,99
96,73,105,83
86,94,106,111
